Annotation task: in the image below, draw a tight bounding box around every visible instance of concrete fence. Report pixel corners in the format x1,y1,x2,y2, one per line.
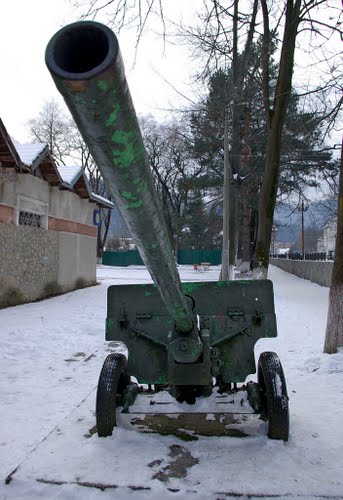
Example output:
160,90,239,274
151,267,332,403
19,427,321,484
270,258,333,287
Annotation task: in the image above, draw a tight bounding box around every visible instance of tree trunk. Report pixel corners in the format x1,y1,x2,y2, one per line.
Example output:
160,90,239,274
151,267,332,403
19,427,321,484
226,0,240,281
323,146,343,354
253,131,282,279
221,0,258,280
239,191,252,272
97,223,103,259
162,189,174,250
253,0,301,279
220,110,230,281
228,182,238,280
97,207,111,258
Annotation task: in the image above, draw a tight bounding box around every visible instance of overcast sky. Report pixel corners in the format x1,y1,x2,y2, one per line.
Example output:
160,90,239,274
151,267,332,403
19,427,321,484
0,1,341,149
0,0,199,144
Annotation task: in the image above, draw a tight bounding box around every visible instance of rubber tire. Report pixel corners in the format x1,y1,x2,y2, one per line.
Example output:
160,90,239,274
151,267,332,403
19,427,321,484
257,351,289,441
96,353,129,437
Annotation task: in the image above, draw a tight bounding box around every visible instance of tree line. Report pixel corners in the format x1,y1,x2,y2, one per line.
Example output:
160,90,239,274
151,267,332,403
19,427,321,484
27,80,339,261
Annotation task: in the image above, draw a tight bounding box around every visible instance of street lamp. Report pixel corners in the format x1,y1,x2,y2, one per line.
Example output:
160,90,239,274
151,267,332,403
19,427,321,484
271,225,278,257
299,199,308,260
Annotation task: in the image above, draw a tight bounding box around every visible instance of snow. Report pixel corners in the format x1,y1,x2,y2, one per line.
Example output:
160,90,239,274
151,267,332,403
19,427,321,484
274,373,283,398
56,167,113,207
91,192,114,208
1,264,343,499
15,143,47,166
56,165,82,185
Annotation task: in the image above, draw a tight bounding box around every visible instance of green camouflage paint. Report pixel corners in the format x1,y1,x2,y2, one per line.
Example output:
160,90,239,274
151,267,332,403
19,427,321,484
182,282,206,294
121,191,135,199
124,199,143,209
133,177,148,193
106,103,121,126
97,80,108,92
74,94,86,105
111,130,141,169
149,243,158,250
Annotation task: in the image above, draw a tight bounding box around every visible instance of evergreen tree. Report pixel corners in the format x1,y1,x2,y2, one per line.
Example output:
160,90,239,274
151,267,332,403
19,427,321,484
190,65,337,264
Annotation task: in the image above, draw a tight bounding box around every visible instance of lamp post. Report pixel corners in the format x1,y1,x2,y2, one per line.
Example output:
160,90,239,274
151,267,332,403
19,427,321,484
300,199,309,260
271,225,278,257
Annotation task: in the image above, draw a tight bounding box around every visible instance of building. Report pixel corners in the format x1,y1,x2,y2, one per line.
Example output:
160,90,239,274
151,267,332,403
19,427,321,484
276,242,291,257
0,118,113,308
317,219,336,259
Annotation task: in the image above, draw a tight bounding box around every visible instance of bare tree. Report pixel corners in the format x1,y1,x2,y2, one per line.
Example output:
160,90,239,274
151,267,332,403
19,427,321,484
69,129,113,257
181,0,341,278
323,144,343,353
140,115,208,251
27,100,74,165
76,0,167,56
253,0,342,279
75,0,342,272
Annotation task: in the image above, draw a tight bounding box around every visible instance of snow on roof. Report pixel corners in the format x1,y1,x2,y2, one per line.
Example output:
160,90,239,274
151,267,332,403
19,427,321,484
57,165,82,185
57,165,113,208
91,192,114,208
15,142,47,166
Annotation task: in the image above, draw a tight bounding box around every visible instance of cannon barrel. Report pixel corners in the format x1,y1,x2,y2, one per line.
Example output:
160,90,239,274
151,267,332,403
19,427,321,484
45,21,194,333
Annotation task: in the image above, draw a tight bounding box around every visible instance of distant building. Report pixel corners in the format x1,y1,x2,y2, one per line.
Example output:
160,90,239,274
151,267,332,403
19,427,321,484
318,219,336,258
105,237,135,251
317,237,325,253
271,241,291,257
276,243,291,257
0,117,113,307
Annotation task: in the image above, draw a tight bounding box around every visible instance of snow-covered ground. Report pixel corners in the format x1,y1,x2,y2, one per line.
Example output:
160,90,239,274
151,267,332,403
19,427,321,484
1,265,342,500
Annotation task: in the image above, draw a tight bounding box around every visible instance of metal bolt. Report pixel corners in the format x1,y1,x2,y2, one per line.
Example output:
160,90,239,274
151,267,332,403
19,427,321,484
180,341,188,352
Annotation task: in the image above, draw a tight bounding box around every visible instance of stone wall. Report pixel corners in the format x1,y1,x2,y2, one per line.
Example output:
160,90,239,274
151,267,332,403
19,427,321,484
0,169,99,308
57,232,97,290
270,258,333,287
0,222,59,307
0,222,98,308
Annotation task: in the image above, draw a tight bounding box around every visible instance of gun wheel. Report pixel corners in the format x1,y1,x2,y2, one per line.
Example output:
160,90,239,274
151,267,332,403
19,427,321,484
96,353,130,437
257,351,289,441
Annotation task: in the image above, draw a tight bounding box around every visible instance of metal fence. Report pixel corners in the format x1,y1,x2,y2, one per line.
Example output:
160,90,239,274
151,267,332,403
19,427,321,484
103,249,335,267
102,250,144,266
102,249,222,267
271,252,334,261
178,249,222,265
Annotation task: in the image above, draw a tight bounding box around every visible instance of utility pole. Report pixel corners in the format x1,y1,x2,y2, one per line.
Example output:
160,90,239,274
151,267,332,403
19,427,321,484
301,200,305,259
272,225,278,257
300,199,308,260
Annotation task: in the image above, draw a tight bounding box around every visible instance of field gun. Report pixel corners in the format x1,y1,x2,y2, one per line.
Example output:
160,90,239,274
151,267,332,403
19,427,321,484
46,21,289,441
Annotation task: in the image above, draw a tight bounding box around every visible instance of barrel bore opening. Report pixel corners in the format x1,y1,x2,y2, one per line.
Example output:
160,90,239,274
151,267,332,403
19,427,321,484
53,25,109,74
